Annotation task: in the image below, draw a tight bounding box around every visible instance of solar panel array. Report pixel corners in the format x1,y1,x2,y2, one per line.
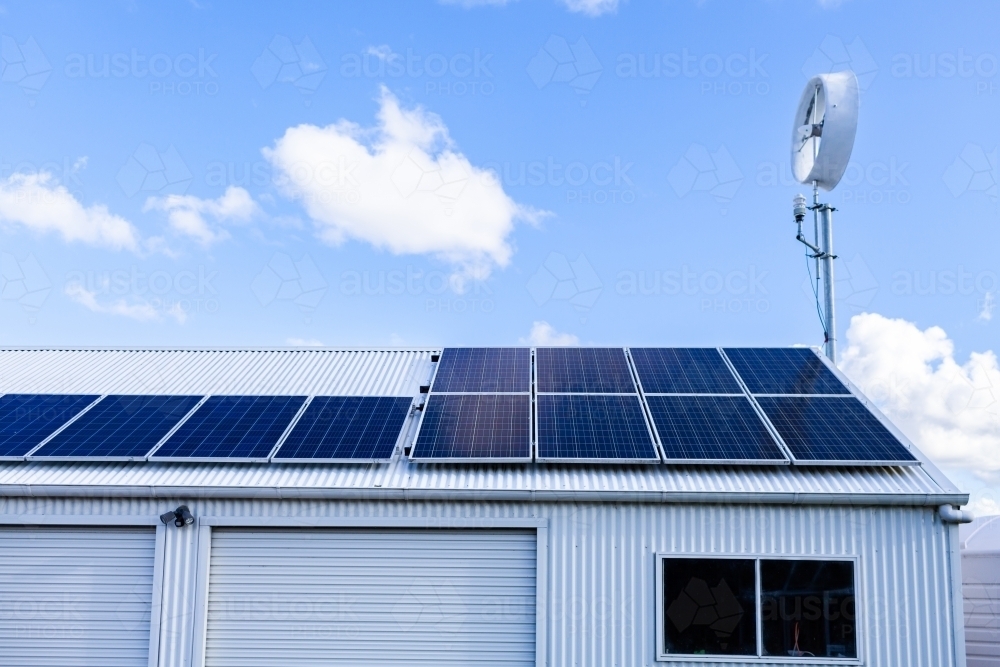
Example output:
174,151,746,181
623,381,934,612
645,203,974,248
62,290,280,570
275,396,413,461
534,348,658,462
412,348,531,460
0,347,920,466
0,392,414,462
36,395,201,459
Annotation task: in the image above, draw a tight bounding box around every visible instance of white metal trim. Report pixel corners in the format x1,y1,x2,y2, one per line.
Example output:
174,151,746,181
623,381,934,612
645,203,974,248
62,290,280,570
200,516,547,528
0,513,161,525
535,522,548,667
147,524,166,667
190,523,212,667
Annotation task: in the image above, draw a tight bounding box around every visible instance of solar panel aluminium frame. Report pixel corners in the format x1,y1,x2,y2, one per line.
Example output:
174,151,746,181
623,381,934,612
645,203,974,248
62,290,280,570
626,348,791,466
26,394,207,462
268,395,416,463
532,348,661,464
719,347,922,467
147,395,309,463
0,394,105,461
408,392,534,463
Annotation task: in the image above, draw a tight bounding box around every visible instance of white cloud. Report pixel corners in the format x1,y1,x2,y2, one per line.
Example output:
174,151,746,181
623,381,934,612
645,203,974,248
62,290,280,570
286,337,323,347
145,186,259,246
979,291,995,322
840,313,1000,474
264,87,543,281
366,45,396,61
65,283,187,324
0,172,140,251
560,0,619,16
519,321,580,346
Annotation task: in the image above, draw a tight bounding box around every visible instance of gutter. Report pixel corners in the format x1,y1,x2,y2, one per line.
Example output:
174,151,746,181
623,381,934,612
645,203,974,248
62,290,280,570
0,484,970,507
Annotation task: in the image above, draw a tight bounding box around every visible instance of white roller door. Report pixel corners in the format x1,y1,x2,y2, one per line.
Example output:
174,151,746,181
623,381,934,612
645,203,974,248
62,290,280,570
0,526,157,667
206,528,537,667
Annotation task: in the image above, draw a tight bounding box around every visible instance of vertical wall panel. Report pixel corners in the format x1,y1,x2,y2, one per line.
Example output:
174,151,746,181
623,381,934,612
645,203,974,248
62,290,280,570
0,498,960,667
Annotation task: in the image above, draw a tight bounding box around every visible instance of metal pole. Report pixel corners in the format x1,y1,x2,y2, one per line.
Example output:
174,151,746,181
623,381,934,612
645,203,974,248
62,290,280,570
812,183,822,324
821,204,836,363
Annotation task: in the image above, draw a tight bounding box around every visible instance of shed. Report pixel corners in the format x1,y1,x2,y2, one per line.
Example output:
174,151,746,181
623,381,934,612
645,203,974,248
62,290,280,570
0,346,973,667
962,515,1000,667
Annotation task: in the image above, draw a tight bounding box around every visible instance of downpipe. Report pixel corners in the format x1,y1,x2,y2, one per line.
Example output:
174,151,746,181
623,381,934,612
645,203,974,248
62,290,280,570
938,504,974,523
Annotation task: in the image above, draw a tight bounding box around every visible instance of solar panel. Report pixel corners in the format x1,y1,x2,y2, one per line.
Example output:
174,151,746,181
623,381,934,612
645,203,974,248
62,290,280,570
432,348,530,393
535,347,636,393
32,395,202,459
411,394,531,460
0,394,99,458
723,348,850,395
645,395,787,463
755,396,918,464
536,394,658,462
630,348,743,394
152,395,306,460
273,396,412,461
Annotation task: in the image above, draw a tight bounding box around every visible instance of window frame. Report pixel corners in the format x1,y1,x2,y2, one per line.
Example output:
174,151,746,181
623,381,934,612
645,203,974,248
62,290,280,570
655,553,863,665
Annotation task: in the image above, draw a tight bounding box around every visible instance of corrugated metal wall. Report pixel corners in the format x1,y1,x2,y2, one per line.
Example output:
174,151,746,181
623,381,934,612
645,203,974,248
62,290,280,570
0,497,963,667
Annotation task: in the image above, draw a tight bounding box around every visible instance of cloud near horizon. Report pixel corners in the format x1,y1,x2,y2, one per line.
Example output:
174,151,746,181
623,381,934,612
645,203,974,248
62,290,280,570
840,312,1000,476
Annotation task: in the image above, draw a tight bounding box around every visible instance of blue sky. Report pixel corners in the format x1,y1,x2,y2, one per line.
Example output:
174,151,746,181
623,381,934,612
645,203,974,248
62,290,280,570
1,1,998,508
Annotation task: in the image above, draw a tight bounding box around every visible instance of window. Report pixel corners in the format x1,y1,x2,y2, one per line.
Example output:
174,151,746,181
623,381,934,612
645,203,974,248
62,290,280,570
663,558,757,655
761,560,857,659
657,556,858,662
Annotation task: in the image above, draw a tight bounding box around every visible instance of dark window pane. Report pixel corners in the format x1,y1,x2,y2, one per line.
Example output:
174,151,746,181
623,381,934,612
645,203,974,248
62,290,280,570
663,558,756,656
761,560,857,659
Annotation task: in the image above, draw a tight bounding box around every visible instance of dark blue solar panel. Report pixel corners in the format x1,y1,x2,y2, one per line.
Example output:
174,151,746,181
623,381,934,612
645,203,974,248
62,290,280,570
535,348,636,393
412,394,530,460
152,395,306,459
536,394,657,461
630,348,742,394
756,396,917,464
646,395,787,462
33,395,201,458
0,394,99,457
432,348,530,393
724,348,850,395
274,396,412,460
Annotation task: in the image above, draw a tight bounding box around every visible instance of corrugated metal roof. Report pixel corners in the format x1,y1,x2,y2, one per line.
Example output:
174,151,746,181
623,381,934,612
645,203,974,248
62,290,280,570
0,456,956,502
0,348,966,503
0,347,435,395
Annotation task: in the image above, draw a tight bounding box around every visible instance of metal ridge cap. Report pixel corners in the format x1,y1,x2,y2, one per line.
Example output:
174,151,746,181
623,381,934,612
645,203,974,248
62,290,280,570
0,484,969,507
0,346,442,353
